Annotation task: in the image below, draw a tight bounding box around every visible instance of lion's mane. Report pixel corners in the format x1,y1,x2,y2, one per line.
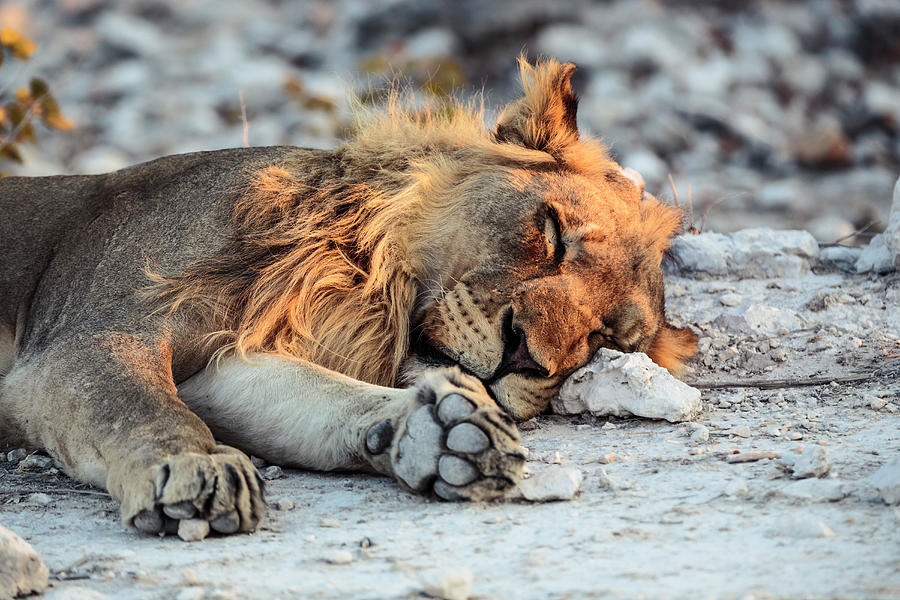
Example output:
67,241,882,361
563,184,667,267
148,59,681,386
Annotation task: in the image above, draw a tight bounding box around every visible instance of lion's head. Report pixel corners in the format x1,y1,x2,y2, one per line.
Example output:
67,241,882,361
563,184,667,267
399,60,698,419
152,58,696,421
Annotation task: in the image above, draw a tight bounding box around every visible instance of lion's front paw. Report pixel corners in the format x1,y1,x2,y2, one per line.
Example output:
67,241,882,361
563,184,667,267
384,368,525,501
119,446,265,537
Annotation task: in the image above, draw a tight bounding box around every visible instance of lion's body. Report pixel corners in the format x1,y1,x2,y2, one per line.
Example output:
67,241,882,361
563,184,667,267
0,60,696,535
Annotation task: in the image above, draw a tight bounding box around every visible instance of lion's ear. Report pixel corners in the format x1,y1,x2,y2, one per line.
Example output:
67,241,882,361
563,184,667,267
493,58,580,156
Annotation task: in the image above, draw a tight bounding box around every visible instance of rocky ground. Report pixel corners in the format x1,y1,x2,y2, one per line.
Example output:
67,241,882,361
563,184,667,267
2,1,900,599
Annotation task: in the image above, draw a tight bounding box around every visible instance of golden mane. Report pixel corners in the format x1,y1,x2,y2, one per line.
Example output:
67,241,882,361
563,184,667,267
148,60,629,386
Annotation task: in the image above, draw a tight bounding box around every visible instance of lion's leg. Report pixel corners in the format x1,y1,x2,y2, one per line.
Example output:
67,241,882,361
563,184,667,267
178,354,526,500
1,334,264,535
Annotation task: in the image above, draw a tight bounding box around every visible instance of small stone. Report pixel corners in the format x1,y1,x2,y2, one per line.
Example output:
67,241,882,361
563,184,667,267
870,396,889,410
869,457,900,505
18,454,53,471
518,464,583,502
319,518,341,528
323,550,353,565
262,465,284,480
684,423,709,443
271,499,295,511
719,293,742,307
0,525,49,598
422,567,473,600
733,426,752,438
27,493,52,505
177,519,210,542
781,446,830,479
250,456,268,469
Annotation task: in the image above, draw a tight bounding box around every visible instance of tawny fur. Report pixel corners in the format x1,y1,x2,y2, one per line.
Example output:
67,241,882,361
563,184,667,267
148,58,692,388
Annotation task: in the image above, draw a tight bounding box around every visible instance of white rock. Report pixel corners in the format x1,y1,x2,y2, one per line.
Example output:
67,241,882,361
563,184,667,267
96,13,165,56
667,228,818,278
714,304,803,336
684,422,709,443
819,246,863,270
782,479,847,502
421,567,473,600
262,465,284,480
405,28,459,60
719,293,742,307
869,457,900,505
27,493,52,505
857,176,900,273
553,349,701,423
178,519,210,542
781,446,831,479
0,525,49,598
518,464,583,502
323,550,353,565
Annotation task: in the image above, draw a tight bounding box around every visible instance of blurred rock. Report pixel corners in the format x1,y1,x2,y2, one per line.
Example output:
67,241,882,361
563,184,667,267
714,304,803,336
857,176,900,273
667,229,819,278
807,216,856,243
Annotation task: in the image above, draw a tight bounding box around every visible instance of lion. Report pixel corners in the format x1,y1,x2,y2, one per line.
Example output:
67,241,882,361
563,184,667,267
0,59,697,536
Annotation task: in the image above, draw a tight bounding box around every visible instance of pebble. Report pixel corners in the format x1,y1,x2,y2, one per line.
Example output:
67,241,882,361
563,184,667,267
781,446,830,479
421,567,474,600
18,454,54,471
7,448,27,463
262,465,284,480
322,550,353,565
178,519,211,542
719,293,743,307
271,499,295,511
684,423,709,443
319,518,341,528
0,525,49,598
517,464,583,502
869,457,900,505
27,493,52,505
733,425,752,438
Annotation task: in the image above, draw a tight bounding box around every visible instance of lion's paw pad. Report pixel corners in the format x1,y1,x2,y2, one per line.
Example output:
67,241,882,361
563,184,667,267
389,388,525,501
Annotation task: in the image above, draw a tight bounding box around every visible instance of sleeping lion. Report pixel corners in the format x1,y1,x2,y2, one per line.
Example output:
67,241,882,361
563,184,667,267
0,59,696,535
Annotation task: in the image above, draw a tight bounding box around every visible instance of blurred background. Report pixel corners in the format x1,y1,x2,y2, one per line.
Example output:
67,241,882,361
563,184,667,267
2,0,899,237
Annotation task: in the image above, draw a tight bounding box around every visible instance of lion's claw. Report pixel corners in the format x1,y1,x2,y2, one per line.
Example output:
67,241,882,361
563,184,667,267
121,445,265,538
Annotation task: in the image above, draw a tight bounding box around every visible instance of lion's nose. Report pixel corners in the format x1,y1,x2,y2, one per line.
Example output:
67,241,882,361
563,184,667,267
600,301,646,352
495,319,550,379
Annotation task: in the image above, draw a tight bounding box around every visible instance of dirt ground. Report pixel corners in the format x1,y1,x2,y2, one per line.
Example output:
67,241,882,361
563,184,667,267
2,257,898,600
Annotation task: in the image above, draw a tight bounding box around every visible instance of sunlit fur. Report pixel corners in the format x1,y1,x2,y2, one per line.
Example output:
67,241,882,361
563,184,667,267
148,58,695,395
